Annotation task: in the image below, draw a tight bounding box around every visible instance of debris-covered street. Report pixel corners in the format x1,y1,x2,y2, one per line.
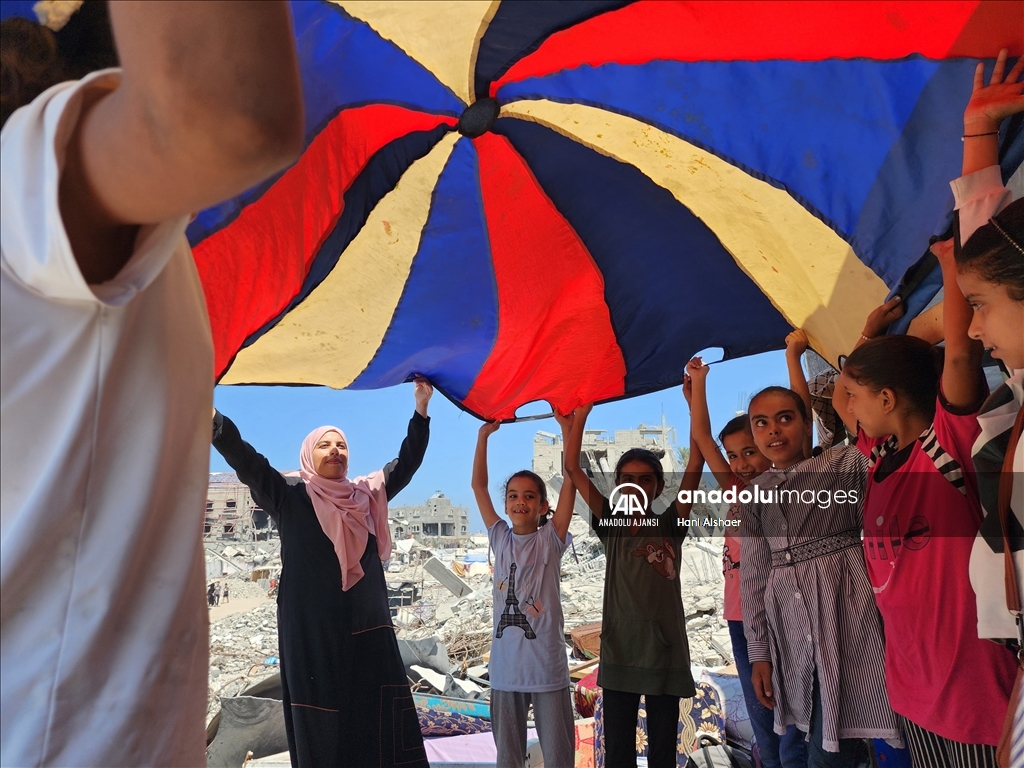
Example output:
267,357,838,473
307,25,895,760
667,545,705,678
205,515,733,729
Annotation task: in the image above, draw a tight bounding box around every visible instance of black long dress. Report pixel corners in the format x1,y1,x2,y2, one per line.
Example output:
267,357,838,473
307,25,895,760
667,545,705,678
213,411,430,768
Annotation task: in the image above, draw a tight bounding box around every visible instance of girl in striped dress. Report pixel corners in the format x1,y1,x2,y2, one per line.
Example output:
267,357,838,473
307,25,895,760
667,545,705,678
739,386,900,767
685,358,807,768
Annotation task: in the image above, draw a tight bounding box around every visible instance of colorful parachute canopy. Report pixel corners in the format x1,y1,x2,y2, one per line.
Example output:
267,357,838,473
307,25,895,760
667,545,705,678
3,2,1020,420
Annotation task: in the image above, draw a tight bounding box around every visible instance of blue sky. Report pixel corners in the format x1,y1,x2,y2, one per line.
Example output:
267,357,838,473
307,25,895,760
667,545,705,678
211,349,791,533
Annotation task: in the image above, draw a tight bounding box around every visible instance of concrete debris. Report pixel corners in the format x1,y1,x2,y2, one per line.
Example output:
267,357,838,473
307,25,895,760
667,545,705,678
423,556,474,598
206,540,283,584
410,665,447,693
220,578,272,602
207,600,280,724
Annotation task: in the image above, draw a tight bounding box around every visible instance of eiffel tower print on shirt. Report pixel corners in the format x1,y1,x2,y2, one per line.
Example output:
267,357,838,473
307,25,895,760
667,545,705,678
496,562,536,639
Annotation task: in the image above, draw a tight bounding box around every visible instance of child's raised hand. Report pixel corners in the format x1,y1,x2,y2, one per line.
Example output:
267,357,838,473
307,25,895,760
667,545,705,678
966,49,1024,132
572,403,594,421
685,357,710,382
550,405,574,432
785,329,809,357
479,421,500,438
861,295,905,340
929,237,955,267
682,374,693,406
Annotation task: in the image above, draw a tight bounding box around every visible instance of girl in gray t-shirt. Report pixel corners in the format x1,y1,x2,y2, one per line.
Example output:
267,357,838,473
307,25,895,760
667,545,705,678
472,412,578,768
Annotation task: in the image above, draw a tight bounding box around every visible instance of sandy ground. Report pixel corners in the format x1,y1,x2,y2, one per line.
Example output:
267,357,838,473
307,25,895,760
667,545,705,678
208,595,270,623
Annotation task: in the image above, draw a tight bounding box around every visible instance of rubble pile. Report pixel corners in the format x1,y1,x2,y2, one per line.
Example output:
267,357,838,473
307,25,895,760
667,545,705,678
391,516,731,671
208,541,283,576
214,575,268,601
207,603,279,723
205,514,733,722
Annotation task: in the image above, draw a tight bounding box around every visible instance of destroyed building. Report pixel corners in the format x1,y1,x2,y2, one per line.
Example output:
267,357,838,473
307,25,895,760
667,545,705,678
389,492,469,548
534,417,682,522
534,416,679,480
206,472,276,542
206,425,740,762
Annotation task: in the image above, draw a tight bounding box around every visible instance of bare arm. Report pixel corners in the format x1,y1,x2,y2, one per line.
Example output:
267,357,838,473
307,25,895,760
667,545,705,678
933,238,984,409
61,1,304,283
550,408,576,542
685,359,734,488
471,422,503,531
785,330,813,456
674,434,705,517
954,53,1021,242
563,404,605,521
962,50,1023,177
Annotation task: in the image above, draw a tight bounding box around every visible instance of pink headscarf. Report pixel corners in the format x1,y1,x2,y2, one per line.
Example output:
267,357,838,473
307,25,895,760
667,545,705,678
299,426,392,591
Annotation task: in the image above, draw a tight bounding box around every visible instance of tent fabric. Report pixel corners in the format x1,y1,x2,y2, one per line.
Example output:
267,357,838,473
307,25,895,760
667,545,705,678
4,1,1019,420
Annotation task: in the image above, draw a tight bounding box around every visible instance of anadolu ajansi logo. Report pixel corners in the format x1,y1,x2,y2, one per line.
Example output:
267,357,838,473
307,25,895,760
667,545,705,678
609,483,649,517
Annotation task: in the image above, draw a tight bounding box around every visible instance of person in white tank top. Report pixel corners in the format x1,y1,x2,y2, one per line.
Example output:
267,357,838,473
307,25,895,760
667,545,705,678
0,3,304,765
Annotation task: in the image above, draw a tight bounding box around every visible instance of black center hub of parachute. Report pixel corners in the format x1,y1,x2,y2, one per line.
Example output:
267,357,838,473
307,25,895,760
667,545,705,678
457,98,500,138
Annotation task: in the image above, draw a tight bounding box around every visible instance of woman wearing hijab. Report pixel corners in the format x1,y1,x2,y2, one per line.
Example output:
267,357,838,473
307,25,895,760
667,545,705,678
212,378,433,768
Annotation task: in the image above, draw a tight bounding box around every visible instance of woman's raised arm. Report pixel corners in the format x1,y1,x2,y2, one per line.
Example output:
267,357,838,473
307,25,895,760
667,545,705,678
383,377,432,500
382,413,429,501
212,411,289,516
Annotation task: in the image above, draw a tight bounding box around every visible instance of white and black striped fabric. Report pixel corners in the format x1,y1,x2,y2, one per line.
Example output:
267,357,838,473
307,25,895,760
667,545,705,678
901,717,997,768
970,370,1024,643
868,424,966,495
1010,694,1024,768
739,446,901,753
971,374,1024,554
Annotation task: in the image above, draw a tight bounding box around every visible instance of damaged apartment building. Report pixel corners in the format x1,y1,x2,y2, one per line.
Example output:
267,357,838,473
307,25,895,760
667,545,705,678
533,417,681,521
206,472,276,542
389,492,470,548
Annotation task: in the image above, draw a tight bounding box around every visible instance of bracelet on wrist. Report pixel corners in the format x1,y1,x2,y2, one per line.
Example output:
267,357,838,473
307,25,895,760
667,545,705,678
860,334,873,342
961,131,999,141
